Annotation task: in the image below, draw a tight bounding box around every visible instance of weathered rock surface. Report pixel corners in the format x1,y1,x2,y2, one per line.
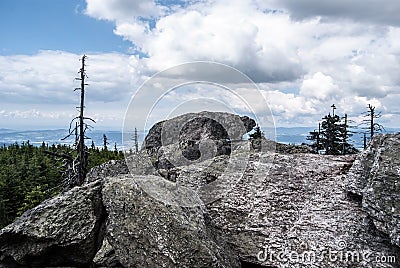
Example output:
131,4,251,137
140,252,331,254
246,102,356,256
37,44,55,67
347,133,400,248
93,238,123,267
205,152,400,267
252,138,315,154
0,180,106,267
86,159,129,183
102,175,240,268
88,137,400,267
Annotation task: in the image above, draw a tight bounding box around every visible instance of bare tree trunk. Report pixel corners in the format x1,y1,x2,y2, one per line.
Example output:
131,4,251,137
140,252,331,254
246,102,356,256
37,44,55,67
369,104,375,139
77,55,87,185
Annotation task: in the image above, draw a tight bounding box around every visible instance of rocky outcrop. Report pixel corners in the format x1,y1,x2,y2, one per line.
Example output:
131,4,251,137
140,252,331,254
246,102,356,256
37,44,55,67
86,145,400,267
102,175,240,268
205,152,400,267
1,111,399,267
0,180,106,267
86,159,129,183
347,133,400,248
143,111,256,172
144,111,255,150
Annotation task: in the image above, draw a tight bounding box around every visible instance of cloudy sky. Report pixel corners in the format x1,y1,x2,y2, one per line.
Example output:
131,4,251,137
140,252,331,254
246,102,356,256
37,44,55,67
1,0,399,130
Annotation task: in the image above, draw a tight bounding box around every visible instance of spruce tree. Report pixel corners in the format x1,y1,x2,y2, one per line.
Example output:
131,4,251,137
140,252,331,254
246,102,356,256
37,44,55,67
103,134,109,151
308,106,357,155
321,114,342,154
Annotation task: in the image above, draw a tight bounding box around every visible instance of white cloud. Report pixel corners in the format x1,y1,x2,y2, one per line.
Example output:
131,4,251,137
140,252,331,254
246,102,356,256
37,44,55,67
300,72,340,101
0,51,145,129
143,4,305,82
82,0,400,95
85,0,164,22
3,0,400,130
271,0,400,27
0,51,136,104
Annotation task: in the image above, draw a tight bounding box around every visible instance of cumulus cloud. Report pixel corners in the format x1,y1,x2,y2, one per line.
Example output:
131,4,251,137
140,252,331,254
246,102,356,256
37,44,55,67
0,51,136,104
3,0,400,129
271,0,400,27
0,51,146,129
300,72,340,101
85,0,164,22
79,0,400,128
85,0,306,83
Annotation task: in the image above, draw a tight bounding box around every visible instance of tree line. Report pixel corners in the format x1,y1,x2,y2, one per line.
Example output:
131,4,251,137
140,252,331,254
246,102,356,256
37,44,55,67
307,104,384,155
0,139,124,229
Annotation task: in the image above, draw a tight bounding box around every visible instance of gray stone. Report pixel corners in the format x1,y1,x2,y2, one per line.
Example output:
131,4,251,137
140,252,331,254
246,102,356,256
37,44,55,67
144,111,255,150
102,175,241,268
86,159,129,184
93,238,123,267
0,180,106,267
251,138,315,154
86,152,158,184
347,133,400,248
204,152,400,267
143,111,256,174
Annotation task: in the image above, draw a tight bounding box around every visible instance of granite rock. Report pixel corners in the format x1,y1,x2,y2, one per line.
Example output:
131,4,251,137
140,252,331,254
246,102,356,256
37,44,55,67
102,175,240,268
347,133,400,248
0,180,106,267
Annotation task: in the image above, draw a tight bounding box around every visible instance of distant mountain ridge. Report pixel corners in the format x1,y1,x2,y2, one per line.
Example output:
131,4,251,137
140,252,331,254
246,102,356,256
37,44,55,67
0,127,398,150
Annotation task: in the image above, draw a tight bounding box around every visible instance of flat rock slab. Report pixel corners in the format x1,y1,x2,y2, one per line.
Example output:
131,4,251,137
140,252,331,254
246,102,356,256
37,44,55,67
207,153,400,267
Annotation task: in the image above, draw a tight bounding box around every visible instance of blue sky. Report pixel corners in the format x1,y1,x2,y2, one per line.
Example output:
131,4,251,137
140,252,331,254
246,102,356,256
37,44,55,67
0,0,399,131
0,0,131,55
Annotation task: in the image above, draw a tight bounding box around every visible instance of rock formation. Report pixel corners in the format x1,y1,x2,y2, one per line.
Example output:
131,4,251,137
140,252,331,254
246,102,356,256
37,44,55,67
102,176,240,267
347,133,400,248
206,152,399,267
144,111,255,151
0,113,399,267
0,180,105,267
143,111,256,173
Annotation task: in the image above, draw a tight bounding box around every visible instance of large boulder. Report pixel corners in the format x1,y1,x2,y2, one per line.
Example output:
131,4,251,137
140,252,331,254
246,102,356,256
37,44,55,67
142,111,256,173
0,180,106,267
144,111,255,150
102,175,240,268
347,133,400,247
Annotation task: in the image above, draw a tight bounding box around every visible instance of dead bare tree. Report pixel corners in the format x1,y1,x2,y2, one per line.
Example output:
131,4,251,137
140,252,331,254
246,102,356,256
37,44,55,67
360,104,385,148
60,55,95,189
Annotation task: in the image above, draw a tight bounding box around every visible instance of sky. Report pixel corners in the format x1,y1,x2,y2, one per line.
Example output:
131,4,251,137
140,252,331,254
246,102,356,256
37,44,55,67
0,0,400,131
